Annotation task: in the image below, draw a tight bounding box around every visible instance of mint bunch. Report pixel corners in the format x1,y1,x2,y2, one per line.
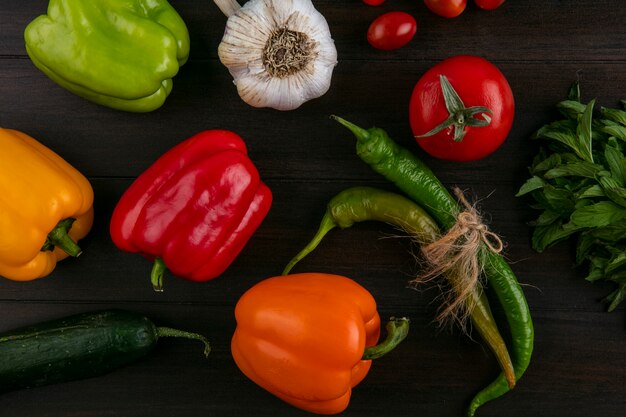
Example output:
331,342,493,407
518,82,626,311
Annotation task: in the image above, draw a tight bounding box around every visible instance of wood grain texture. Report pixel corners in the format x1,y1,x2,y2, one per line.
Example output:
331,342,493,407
0,1,624,417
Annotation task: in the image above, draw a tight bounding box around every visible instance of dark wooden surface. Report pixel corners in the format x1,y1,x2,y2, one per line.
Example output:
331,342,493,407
1,1,625,416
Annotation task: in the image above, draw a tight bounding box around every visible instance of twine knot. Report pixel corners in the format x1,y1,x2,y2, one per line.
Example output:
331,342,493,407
412,187,504,327
453,188,504,254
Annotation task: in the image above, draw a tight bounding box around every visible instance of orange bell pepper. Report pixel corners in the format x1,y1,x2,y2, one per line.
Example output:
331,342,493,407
0,128,94,281
231,272,409,414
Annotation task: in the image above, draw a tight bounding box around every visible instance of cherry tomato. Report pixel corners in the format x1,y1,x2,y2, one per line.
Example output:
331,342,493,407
423,0,467,18
367,12,417,51
409,55,514,162
474,0,505,10
362,0,386,5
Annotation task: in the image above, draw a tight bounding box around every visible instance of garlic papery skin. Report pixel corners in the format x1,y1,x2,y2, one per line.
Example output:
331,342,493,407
216,0,338,111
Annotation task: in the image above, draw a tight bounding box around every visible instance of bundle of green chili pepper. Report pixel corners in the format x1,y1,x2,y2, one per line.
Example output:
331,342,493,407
282,186,517,392
284,117,534,416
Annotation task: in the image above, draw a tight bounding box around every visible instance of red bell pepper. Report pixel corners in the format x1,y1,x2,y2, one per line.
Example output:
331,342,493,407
110,130,272,291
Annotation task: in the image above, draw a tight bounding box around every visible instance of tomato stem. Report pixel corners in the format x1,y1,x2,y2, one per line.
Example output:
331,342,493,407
415,75,493,142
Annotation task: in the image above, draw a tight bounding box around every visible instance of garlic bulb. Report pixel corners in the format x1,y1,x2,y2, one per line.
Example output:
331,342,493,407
215,0,338,111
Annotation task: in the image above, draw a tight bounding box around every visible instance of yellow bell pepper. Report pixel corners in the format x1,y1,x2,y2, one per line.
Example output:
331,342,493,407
0,128,94,281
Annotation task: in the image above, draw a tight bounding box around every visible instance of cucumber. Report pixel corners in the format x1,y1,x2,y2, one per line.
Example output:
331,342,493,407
0,309,210,393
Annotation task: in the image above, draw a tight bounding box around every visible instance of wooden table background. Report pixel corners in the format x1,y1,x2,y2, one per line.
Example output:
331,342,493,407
1,1,625,416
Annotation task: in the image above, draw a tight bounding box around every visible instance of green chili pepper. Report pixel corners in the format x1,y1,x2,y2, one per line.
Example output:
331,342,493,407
283,186,516,391
468,251,534,416
331,116,534,416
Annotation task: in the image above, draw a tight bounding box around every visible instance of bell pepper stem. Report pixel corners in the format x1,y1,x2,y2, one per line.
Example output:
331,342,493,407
45,218,82,257
362,317,410,360
213,0,241,17
151,258,167,292
156,327,211,358
282,213,338,275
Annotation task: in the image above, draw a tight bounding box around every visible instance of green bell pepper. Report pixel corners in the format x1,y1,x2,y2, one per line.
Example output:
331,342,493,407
24,0,190,113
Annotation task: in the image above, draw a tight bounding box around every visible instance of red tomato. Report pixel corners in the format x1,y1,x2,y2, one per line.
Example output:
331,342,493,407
409,55,514,161
362,0,386,5
474,0,505,10
367,12,417,51
423,0,467,18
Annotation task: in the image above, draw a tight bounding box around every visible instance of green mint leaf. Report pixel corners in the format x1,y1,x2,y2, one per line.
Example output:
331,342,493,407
544,161,604,179
598,176,626,207
571,201,626,228
540,185,577,216
552,177,573,188
584,258,607,282
585,268,605,282
517,176,546,196
532,152,563,173
534,116,594,163
567,81,581,102
532,220,583,252
601,107,626,126
610,271,626,285
557,100,586,119
578,184,605,199
576,232,596,265
529,209,561,227
589,222,626,241
575,99,595,163
604,145,626,185
605,284,625,312
605,252,626,274
533,119,577,141
574,198,593,210
600,122,626,141
590,254,610,269
605,244,624,257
